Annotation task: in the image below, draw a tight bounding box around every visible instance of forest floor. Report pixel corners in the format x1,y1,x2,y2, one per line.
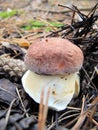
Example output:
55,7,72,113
0,0,98,130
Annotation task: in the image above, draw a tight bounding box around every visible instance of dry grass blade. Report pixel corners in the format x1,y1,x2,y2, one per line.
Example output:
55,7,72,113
38,88,44,130
59,109,80,120
91,118,98,126
87,2,98,17
87,106,97,127
36,17,58,31
83,96,98,129
72,96,98,129
82,66,96,89
38,88,50,130
89,97,98,127
71,96,87,130
90,96,98,107
4,98,16,130
47,112,79,130
71,112,87,130
16,87,29,117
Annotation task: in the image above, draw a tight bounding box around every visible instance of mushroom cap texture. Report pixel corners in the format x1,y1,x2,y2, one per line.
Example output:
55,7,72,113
24,38,84,75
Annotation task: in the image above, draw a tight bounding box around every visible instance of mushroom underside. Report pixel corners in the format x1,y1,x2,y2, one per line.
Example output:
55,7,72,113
22,70,80,111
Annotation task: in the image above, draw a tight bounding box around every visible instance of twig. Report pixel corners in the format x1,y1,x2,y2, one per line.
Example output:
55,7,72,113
16,87,29,117
30,8,97,14
82,66,96,89
4,98,16,130
47,113,79,130
38,88,50,130
59,109,80,120
38,88,44,130
35,17,58,31
71,96,87,130
91,118,98,126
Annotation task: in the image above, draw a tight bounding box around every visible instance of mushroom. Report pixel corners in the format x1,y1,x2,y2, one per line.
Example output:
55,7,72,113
22,38,84,111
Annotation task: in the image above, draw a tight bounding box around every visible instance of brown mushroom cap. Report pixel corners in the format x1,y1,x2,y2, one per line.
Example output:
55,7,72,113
24,38,84,75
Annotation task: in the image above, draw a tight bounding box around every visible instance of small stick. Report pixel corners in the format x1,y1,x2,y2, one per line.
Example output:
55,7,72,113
16,87,29,117
38,87,50,130
4,98,16,130
71,96,87,130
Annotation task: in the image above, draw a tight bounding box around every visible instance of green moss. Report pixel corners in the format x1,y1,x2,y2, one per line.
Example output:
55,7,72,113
49,21,64,27
22,20,64,31
30,20,45,27
0,10,19,19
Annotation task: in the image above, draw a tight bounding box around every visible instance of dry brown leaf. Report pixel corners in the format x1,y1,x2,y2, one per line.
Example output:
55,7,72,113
12,38,30,47
0,79,17,105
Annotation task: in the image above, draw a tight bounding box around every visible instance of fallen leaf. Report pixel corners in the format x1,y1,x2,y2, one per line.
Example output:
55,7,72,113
0,78,17,105
12,38,30,47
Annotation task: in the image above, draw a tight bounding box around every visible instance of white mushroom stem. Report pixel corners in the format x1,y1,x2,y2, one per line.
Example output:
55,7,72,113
22,70,80,111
